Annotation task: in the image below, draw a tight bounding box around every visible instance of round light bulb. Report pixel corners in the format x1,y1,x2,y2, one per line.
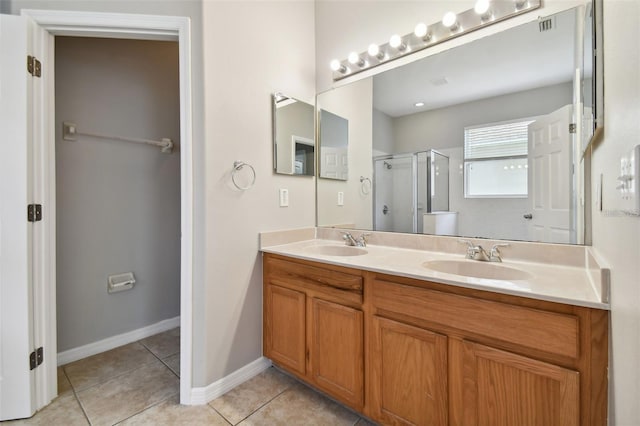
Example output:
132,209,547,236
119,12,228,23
442,12,457,28
330,59,346,73
368,43,380,56
414,22,428,38
389,34,402,48
348,52,359,64
474,0,491,15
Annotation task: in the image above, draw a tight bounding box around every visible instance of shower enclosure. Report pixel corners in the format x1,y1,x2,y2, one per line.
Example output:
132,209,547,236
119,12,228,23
374,150,449,233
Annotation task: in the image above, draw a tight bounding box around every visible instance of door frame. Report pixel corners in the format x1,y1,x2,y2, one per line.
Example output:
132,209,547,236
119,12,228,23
21,9,194,406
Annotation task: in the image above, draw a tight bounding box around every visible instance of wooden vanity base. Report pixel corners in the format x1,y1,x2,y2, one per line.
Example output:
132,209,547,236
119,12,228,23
263,253,608,426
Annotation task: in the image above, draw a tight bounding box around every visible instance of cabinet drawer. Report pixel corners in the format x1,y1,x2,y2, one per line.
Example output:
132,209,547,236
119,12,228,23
372,279,579,359
266,256,363,297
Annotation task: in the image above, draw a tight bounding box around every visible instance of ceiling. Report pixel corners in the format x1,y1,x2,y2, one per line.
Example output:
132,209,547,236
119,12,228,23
373,7,582,118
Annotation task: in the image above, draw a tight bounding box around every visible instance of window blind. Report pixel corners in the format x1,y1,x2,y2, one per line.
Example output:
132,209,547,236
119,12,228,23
464,120,535,160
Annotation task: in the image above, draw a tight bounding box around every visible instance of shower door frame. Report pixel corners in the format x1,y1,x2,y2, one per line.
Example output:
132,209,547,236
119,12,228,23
425,149,451,214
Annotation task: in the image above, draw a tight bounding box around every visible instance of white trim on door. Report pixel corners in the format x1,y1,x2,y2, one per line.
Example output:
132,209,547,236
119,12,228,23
21,9,195,406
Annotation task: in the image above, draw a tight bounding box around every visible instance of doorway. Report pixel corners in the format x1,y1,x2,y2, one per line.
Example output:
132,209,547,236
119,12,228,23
0,10,195,419
54,34,181,369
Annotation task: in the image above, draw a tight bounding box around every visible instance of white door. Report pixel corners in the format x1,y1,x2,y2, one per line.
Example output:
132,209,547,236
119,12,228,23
0,14,37,421
320,147,348,180
527,105,574,243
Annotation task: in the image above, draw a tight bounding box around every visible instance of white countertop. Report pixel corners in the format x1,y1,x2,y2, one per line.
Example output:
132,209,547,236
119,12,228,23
261,238,609,310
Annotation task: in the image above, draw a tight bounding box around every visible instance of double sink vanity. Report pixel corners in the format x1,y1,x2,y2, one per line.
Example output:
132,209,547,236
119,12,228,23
267,2,607,422
260,227,609,425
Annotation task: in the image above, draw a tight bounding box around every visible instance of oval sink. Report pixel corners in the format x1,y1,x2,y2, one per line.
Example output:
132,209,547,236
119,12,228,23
305,245,368,257
422,259,533,281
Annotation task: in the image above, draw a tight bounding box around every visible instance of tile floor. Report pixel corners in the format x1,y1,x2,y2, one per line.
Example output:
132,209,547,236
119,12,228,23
5,328,376,425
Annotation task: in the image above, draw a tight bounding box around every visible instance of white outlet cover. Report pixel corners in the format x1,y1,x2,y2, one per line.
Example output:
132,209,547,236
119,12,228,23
279,188,289,207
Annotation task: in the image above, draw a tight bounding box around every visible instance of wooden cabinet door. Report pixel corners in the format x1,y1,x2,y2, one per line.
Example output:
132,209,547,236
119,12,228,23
461,340,580,426
264,285,306,375
370,316,448,426
309,298,364,409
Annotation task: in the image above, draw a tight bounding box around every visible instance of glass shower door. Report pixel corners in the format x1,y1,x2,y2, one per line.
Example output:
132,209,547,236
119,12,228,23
373,155,417,233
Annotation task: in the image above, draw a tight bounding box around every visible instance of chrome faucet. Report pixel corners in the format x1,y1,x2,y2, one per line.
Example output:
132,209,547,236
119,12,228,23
488,243,510,263
459,240,510,262
341,232,370,247
459,240,490,261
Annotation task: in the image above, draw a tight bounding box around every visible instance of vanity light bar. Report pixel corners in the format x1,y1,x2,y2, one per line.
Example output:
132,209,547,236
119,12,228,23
331,0,541,81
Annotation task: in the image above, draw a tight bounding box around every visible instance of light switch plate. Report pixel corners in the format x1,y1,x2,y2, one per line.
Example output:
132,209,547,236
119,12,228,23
279,188,289,207
337,191,344,206
619,145,640,215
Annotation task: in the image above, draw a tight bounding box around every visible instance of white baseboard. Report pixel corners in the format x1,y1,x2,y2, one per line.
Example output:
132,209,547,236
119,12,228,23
57,316,181,366
189,357,272,405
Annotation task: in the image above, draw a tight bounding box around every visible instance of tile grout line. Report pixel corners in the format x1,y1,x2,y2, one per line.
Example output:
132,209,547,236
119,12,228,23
66,363,98,426
271,371,369,426
138,330,181,379
65,342,163,393
65,333,179,425
219,378,295,425
207,406,233,426
110,391,181,426
60,366,92,425
106,335,181,425
142,343,180,380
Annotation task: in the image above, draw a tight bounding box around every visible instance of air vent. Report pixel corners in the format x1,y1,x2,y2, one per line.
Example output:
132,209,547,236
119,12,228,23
538,17,556,32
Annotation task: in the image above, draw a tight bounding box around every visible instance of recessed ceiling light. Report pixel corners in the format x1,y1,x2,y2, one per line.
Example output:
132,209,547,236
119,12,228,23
414,102,425,107
430,77,449,86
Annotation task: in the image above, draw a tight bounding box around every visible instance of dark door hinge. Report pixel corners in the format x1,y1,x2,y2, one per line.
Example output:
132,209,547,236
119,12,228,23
29,347,44,370
36,347,44,367
27,204,42,222
569,123,577,134
27,55,42,77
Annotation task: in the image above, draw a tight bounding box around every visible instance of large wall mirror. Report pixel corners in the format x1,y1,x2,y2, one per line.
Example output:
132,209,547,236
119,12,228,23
317,3,600,245
273,93,315,176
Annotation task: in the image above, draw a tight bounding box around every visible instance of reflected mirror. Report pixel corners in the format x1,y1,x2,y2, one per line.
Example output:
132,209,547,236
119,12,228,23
317,4,598,244
319,109,349,180
273,93,315,176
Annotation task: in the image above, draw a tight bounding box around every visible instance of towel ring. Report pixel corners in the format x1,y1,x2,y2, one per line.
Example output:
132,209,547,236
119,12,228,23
232,161,256,190
360,176,372,195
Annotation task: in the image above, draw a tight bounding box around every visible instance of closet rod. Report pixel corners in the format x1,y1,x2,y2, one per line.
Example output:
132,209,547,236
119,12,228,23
62,121,173,154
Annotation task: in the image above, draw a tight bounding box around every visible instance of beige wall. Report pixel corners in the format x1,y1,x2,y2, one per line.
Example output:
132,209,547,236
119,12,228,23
201,0,316,384
591,1,640,424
